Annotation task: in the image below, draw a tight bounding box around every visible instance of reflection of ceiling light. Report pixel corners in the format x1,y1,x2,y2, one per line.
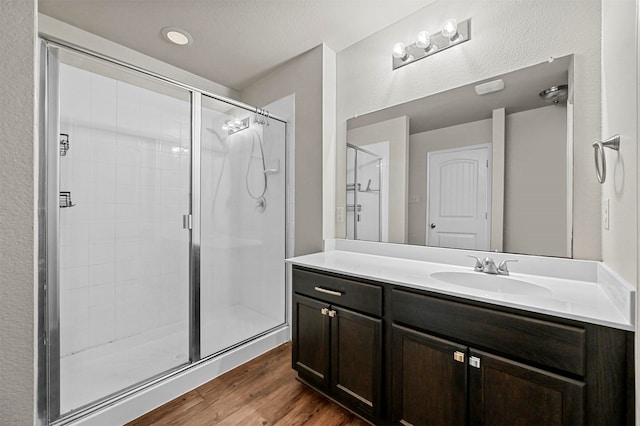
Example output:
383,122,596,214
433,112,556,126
162,27,193,46
223,117,250,135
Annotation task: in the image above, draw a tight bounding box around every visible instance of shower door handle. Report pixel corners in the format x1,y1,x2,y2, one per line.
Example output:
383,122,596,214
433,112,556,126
183,214,193,230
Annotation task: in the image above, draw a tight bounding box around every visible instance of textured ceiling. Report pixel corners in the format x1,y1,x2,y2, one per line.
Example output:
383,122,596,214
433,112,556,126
39,0,434,90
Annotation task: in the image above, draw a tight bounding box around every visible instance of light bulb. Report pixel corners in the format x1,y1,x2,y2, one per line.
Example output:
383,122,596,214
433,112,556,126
416,31,431,49
392,42,408,60
442,18,458,39
161,27,193,46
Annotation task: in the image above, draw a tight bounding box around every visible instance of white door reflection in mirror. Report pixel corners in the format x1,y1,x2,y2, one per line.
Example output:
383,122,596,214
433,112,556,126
427,144,491,250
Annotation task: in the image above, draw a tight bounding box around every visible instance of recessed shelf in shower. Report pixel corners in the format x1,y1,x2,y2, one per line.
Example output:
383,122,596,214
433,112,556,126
59,191,76,208
60,133,69,156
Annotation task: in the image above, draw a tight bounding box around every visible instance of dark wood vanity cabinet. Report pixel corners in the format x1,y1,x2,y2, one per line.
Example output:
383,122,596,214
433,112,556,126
391,325,467,425
291,266,633,426
292,268,383,422
391,288,630,426
391,324,585,426
467,349,584,426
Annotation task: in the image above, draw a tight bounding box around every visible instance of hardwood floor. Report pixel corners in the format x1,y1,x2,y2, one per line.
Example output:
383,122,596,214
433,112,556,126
127,343,369,425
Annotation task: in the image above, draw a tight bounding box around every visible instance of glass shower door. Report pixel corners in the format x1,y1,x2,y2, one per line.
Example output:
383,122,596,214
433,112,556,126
346,144,382,242
199,96,286,357
53,49,192,416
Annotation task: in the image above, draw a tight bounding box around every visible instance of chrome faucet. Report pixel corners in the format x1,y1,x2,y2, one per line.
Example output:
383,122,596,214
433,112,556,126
468,255,518,276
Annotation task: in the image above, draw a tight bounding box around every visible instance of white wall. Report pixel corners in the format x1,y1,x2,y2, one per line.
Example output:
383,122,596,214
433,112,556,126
601,0,638,286
336,0,602,260
0,0,37,424
599,1,639,421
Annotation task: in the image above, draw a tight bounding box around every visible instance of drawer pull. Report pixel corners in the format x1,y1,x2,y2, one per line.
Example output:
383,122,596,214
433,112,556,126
314,286,343,297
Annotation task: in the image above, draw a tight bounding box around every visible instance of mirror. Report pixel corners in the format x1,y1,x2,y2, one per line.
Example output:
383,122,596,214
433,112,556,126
344,55,573,258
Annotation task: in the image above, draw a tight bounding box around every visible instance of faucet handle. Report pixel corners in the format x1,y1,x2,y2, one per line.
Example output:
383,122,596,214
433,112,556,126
467,255,484,272
498,259,518,275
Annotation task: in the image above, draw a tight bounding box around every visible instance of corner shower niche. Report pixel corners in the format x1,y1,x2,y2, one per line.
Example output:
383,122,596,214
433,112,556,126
46,45,287,421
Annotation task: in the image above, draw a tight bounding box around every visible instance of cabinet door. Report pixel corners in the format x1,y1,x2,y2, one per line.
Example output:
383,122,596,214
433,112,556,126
292,294,330,389
330,305,382,421
391,324,467,426
468,349,585,426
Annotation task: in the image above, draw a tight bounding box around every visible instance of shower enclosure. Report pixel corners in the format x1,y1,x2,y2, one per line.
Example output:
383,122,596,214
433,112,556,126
346,144,382,242
40,42,287,422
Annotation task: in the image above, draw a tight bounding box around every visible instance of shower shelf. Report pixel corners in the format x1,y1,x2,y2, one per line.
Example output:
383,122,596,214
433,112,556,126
60,133,70,156
59,191,76,208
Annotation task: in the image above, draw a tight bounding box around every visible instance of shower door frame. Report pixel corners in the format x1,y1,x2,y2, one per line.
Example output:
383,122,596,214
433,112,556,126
346,143,382,242
37,39,289,425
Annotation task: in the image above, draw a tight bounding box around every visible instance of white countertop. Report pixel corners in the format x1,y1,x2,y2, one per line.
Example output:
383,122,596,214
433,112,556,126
286,250,634,331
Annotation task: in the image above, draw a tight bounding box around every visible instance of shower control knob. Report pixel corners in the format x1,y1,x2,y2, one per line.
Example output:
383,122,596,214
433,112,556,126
430,223,436,229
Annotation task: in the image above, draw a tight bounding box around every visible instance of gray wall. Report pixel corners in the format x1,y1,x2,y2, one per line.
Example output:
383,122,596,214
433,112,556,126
241,45,327,256
0,0,37,423
504,105,568,257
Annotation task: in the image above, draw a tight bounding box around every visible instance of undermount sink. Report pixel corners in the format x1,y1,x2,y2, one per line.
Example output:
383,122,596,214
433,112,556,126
430,271,552,296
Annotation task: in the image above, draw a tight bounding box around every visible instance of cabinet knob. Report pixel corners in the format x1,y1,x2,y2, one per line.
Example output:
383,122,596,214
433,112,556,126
321,307,329,316
469,356,481,368
328,310,337,318
453,351,465,363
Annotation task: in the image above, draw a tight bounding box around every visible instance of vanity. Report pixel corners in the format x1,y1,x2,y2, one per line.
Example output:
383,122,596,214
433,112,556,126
286,241,634,425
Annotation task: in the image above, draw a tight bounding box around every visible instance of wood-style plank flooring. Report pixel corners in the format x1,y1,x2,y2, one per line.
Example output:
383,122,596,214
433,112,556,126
127,343,368,425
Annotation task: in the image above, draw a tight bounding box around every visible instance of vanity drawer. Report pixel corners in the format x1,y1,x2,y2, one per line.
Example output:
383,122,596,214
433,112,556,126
392,289,586,377
293,268,382,317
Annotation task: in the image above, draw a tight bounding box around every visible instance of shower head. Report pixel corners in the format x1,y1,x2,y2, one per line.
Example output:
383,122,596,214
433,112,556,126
539,84,568,104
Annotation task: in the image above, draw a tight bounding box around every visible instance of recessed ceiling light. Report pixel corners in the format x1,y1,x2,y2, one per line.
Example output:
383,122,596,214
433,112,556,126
161,27,193,46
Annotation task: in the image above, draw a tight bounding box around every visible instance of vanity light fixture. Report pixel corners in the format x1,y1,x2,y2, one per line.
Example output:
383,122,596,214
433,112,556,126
392,42,410,61
392,18,471,70
161,27,193,46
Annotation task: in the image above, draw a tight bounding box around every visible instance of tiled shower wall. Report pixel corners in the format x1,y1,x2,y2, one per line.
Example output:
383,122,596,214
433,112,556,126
58,63,191,357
